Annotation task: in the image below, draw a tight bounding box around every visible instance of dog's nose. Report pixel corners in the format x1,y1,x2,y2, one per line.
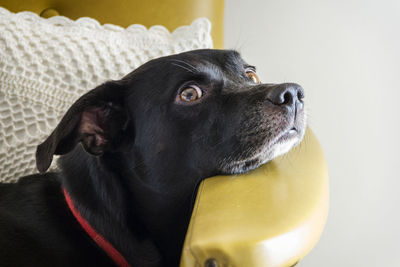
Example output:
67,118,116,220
266,83,304,107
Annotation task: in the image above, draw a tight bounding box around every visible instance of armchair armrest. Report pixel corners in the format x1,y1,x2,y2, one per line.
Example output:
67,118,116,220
181,128,329,267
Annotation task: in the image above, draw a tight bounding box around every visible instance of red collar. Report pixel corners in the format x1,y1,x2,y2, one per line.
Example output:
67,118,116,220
63,188,131,267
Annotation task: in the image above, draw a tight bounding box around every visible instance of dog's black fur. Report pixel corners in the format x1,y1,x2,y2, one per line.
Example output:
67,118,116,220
0,49,306,267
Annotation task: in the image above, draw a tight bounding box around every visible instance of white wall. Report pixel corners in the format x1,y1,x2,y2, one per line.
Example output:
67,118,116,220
225,0,400,266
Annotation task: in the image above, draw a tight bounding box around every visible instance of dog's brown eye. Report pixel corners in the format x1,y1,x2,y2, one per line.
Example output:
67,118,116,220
246,69,260,84
180,85,202,102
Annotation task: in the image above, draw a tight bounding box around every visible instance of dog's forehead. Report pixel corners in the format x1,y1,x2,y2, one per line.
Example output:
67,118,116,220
175,49,246,73
166,50,251,90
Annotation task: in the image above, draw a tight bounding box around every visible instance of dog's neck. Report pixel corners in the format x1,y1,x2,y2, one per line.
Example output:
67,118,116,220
59,145,202,266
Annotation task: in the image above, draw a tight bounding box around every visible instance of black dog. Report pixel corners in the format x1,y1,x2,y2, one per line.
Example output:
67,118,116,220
0,49,306,267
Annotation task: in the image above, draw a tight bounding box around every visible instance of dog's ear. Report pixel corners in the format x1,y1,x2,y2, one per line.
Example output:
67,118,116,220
36,81,128,173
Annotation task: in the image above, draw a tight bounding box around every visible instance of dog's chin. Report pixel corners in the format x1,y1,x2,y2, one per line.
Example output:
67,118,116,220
221,127,305,175
269,128,302,159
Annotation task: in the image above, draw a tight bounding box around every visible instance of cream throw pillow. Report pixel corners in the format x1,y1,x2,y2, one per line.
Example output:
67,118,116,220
0,7,213,182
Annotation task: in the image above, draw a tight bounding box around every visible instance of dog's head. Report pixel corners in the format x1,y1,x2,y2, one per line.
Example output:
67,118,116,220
36,49,306,179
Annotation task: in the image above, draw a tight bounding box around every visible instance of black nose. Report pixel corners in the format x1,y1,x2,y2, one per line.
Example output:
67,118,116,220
266,83,304,106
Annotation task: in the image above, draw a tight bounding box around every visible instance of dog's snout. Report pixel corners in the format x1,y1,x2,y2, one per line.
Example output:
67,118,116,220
266,83,304,107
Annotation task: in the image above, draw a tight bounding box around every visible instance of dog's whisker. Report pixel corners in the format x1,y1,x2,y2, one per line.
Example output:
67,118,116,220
170,59,199,72
171,63,195,74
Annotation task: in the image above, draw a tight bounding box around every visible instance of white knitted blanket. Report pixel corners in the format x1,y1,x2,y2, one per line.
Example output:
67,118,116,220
0,7,213,182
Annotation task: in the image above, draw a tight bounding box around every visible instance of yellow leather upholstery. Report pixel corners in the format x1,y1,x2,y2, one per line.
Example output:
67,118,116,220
0,0,224,48
0,1,329,266
181,128,329,267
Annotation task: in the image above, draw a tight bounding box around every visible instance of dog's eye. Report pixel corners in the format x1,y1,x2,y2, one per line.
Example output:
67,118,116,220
180,85,203,102
245,68,260,84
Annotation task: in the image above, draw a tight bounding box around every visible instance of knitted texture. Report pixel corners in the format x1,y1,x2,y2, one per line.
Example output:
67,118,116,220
0,7,213,182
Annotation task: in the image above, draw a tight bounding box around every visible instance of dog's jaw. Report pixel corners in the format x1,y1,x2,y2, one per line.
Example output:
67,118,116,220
219,113,307,174
220,135,300,174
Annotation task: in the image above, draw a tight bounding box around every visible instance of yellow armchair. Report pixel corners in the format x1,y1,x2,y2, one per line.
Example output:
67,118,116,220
0,0,328,266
